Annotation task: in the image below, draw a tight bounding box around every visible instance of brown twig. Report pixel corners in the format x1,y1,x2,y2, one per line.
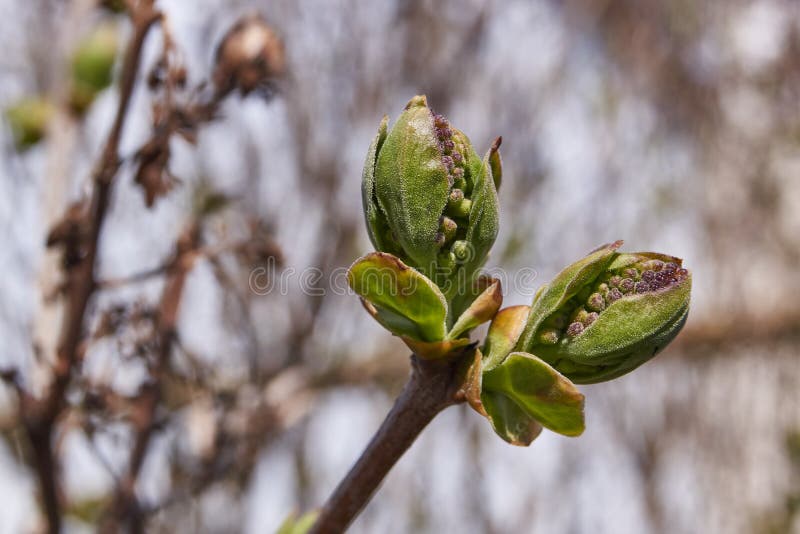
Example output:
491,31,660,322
24,6,161,533
309,355,466,534
101,224,200,534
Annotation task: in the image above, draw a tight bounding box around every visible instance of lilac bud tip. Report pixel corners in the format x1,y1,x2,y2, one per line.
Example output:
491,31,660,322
566,322,584,337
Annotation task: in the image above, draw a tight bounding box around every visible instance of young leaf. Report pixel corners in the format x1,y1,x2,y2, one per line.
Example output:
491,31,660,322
481,389,543,446
482,352,585,437
482,305,529,371
447,277,502,340
516,241,622,353
349,252,447,342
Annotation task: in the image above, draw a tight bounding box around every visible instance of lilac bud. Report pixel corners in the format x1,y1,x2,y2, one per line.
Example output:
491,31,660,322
607,287,623,303
514,243,692,384
566,322,584,337
619,278,635,293
623,268,639,280
587,292,606,312
538,328,561,345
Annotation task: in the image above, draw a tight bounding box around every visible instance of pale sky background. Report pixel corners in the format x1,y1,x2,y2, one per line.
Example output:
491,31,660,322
1,0,799,532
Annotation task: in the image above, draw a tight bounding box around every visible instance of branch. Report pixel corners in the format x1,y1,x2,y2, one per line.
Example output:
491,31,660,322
102,224,200,534
24,6,160,533
309,355,466,534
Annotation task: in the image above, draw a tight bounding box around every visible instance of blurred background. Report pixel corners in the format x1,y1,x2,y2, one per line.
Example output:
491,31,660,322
1,0,799,532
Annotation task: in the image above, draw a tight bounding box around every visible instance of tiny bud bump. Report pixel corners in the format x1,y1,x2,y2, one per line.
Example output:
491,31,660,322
584,312,599,326
440,216,457,241
641,270,656,282
635,281,650,293
571,307,589,324
655,271,671,285
587,292,606,312
452,240,470,261
607,287,623,303
566,322,584,337
623,268,639,280
648,260,665,271
538,328,560,345
619,278,634,293
663,262,678,274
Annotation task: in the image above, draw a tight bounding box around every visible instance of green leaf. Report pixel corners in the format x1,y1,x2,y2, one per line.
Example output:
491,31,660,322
460,147,500,285
349,252,447,342
489,136,502,191
361,115,390,251
374,95,450,270
482,352,585,437
482,305,529,371
516,241,622,353
481,389,543,446
447,277,502,340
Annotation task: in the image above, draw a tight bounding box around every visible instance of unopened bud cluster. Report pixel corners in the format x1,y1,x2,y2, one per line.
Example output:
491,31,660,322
431,113,474,269
536,260,689,346
363,95,499,297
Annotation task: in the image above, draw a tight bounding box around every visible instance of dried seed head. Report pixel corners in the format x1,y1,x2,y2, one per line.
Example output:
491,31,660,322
213,15,285,98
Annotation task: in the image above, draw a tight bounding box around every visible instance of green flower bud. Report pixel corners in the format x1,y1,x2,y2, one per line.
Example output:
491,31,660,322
439,216,458,243
361,95,500,298
515,241,691,384
4,97,55,150
70,23,119,113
